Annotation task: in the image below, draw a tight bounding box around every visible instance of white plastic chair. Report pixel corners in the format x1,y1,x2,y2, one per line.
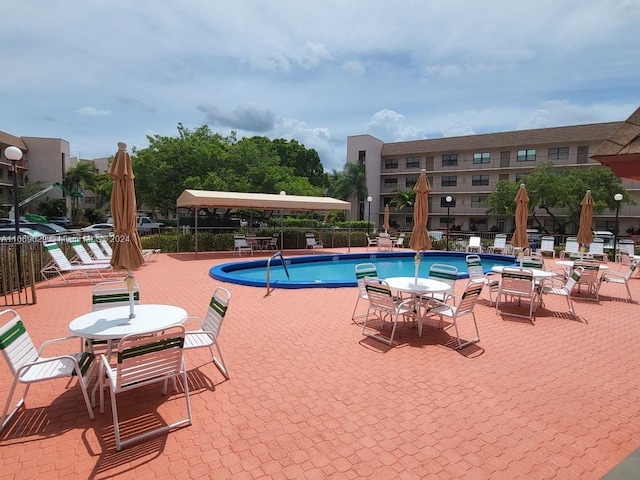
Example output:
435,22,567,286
234,235,253,256
560,237,579,259
615,239,635,263
41,242,112,286
425,263,458,304
183,286,232,379
377,235,393,251
588,238,608,261
366,233,378,250
465,254,500,305
598,259,639,301
572,260,601,301
99,325,191,451
488,234,507,254
0,309,96,432
305,233,324,251
495,267,539,323
362,277,416,346
424,280,483,349
392,233,406,248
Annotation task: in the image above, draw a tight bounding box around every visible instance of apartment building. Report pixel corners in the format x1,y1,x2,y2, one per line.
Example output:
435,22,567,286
347,121,640,235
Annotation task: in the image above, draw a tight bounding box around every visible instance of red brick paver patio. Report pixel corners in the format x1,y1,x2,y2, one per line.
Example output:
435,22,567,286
0,249,638,479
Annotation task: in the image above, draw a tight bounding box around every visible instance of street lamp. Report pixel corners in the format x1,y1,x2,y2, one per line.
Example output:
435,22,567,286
5,146,24,287
614,193,623,259
366,196,372,234
445,195,453,251
280,191,286,250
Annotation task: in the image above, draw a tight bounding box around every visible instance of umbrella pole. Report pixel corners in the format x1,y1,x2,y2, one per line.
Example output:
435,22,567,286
414,251,421,283
125,271,136,318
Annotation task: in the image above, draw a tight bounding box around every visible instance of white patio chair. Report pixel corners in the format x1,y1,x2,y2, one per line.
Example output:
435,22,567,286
305,233,324,251
362,277,416,346
352,263,379,322
365,233,378,250
99,325,191,451
487,234,507,254
465,254,500,305
377,234,392,251
560,237,579,259
495,267,539,323
70,239,114,266
539,236,556,258
96,236,114,256
598,259,639,301
588,238,608,261
572,260,601,301
265,234,279,250
183,286,232,379
615,239,635,263
41,242,112,286
0,309,96,432
86,238,111,261
424,280,483,349
540,266,584,317
234,235,253,256
392,233,406,248
425,263,458,304
466,236,482,253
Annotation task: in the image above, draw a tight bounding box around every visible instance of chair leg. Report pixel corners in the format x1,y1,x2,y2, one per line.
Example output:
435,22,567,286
211,341,229,379
0,379,27,432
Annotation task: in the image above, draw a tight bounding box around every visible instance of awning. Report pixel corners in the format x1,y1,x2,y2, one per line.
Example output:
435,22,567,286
176,189,351,211
591,106,640,181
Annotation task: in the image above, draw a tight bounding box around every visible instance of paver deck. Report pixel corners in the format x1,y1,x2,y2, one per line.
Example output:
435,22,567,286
0,248,638,479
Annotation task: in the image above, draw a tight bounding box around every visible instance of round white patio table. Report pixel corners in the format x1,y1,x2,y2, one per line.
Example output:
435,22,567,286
384,276,453,337
491,265,557,279
556,260,609,271
69,304,188,341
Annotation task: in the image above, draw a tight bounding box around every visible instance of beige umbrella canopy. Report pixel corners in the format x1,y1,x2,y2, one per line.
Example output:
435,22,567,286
511,184,530,249
409,169,432,280
576,190,594,247
383,204,390,233
109,142,145,315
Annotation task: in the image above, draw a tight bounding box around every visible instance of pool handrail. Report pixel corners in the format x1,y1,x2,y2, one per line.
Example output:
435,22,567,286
266,252,290,297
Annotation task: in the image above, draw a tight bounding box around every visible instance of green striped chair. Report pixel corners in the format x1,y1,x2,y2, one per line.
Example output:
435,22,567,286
183,287,231,379
362,277,416,346
99,325,191,451
540,266,584,317
352,263,379,322
465,255,500,305
41,241,111,286
0,309,96,432
425,264,458,304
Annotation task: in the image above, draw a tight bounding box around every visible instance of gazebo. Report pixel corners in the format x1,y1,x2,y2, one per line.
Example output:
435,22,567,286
591,106,640,180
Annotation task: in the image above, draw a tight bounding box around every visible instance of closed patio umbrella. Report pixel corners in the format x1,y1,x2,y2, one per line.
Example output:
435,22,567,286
576,190,594,248
409,169,432,281
109,142,145,317
383,204,390,233
511,183,529,250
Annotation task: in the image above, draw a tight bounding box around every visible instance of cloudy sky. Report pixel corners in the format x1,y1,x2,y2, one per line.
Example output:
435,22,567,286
1,0,639,172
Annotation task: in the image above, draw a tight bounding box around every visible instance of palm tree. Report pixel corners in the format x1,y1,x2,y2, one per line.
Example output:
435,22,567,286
64,161,97,224
390,190,416,211
328,162,367,220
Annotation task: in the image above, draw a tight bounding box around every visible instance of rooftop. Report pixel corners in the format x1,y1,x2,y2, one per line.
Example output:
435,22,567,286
1,248,638,479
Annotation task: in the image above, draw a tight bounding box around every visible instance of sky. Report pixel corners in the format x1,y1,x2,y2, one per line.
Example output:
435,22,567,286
1,0,639,173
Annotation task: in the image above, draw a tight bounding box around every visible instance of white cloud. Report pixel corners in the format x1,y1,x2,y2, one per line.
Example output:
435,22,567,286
75,106,111,117
366,110,427,143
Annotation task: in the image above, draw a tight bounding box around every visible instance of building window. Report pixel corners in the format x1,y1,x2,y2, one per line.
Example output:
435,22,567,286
405,177,417,188
499,173,509,181
469,218,488,231
472,175,489,186
548,147,569,160
384,178,398,188
500,151,510,167
359,150,366,163
517,149,536,162
473,152,490,164
425,156,434,171
441,175,457,187
515,173,526,182
471,196,488,208
406,157,421,169
384,159,398,169
595,220,616,231
84,196,95,205
577,146,589,164
442,154,458,166
439,217,455,227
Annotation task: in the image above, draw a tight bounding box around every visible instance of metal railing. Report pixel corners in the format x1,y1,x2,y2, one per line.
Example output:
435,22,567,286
265,252,290,297
1,241,39,306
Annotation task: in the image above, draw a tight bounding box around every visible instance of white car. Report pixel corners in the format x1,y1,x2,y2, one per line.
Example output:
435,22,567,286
81,223,114,234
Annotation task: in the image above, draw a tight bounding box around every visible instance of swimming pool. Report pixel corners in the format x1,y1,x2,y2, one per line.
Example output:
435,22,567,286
209,251,516,289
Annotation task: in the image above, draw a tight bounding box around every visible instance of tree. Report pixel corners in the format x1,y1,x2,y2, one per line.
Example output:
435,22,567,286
389,190,416,211
486,163,631,233
63,162,97,223
327,162,367,220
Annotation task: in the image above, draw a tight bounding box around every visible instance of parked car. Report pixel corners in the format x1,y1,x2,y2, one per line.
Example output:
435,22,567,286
81,223,114,234
0,227,47,242
24,222,72,235
48,216,71,228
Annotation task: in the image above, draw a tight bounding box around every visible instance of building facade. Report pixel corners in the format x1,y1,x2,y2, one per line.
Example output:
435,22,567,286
347,122,640,236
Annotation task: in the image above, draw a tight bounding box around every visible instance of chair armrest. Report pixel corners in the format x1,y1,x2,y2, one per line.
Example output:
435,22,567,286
600,271,624,281
38,335,82,355
184,316,205,329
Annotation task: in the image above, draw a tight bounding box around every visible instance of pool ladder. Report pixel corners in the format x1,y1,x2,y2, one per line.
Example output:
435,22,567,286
265,252,290,297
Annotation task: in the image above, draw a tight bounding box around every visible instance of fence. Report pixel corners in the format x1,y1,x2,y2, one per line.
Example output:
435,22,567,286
0,241,40,306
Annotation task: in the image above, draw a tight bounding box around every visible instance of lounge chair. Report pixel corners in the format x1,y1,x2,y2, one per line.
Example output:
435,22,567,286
0,309,96,432
539,236,556,258
587,238,608,261
234,235,253,256
615,239,635,264
487,234,508,254
96,236,113,256
466,236,482,253
41,242,112,286
70,239,114,266
305,233,323,251
86,238,111,261
560,237,579,259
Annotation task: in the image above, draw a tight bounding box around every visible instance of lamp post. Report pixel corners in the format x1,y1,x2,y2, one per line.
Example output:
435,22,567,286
614,193,623,260
445,195,453,251
280,191,286,250
5,146,24,287
366,196,372,234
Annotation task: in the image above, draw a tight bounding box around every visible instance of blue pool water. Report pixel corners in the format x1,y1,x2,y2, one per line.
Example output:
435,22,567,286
209,251,516,289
